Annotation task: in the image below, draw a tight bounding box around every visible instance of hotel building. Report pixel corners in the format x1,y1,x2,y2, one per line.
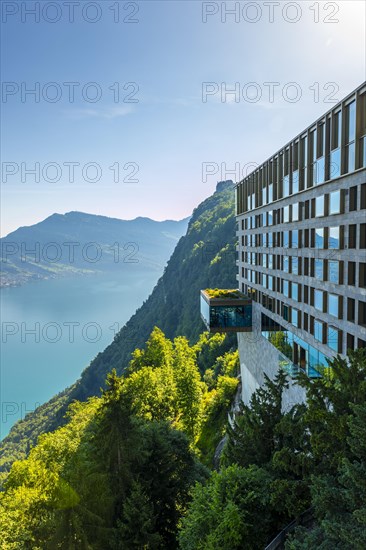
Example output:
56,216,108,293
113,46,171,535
235,82,366,407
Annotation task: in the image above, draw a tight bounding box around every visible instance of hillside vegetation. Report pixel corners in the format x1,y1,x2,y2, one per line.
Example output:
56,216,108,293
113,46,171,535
0,184,237,476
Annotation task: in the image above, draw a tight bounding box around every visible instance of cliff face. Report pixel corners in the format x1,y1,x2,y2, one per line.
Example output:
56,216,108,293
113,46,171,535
0,184,237,474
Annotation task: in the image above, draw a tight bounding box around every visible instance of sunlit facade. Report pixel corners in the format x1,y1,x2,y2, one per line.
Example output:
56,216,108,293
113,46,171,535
235,82,366,404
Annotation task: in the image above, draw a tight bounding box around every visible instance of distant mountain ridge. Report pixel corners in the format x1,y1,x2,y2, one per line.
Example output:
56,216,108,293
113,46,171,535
0,182,236,477
0,212,190,287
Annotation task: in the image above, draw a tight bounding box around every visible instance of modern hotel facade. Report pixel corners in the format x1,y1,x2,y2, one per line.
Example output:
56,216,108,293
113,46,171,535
235,82,366,407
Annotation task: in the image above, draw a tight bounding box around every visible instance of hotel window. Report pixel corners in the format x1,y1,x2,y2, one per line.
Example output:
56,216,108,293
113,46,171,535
345,101,356,173
328,326,341,352
361,185,366,209
315,195,325,217
348,225,357,248
328,261,340,284
328,293,339,317
329,190,341,215
347,298,355,322
330,111,341,179
314,290,323,311
348,262,356,286
314,320,324,342
316,123,326,184
315,228,325,248
291,308,300,328
292,203,299,221
315,259,324,279
360,263,366,289
268,183,273,203
292,282,299,301
328,227,340,249
292,170,299,194
284,205,290,223
347,333,355,351
360,224,366,248
358,301,366,328
349,186,358,211
262,186,267,206
300,136,308,188
314,289,323,311
268,276,273,290
361,93,366,168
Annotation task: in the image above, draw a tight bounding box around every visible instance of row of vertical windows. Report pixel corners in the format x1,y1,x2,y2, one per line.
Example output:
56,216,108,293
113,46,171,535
237,87,366,215
240,184,366,230
242,273,366,327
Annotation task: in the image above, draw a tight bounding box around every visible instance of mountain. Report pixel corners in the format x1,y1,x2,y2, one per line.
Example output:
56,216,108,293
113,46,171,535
0,212,190,287
0,182,236,477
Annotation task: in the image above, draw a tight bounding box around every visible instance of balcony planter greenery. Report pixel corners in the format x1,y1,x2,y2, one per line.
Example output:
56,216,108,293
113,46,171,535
200,289,252,333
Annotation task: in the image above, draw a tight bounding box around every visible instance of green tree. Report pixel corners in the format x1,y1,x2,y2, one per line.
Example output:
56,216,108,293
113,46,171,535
179,464,273,550
173,337,205,441
222,371,289,468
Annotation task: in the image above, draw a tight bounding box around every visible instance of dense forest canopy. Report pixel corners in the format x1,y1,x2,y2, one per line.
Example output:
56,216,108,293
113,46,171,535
1,330,365,549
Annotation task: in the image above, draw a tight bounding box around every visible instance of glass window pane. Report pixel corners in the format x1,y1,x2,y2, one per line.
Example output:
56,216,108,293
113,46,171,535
292,282,299,301
315,289,323,311
328,294,339,317
362,136,366,168
283,175,290,196
315,228,324,248
347,142,355,173
292,257,299,275
283,280,289,297
314,320,323,342
315,259,324,279
268,184,273,203
291,309,299,327
284,206,290,223
330,148,341,179
347,101,356,142
292,203,299,221
327,326,339,352
315,195,324,217
292,171,299,194
283,256,289,273
328,261,339,284
314,157,325,184
292,230,299,248
329,191,341,215
329,227,340,249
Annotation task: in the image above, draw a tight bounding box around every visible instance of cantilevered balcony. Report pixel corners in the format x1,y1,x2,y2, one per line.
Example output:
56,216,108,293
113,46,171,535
200,289,252,333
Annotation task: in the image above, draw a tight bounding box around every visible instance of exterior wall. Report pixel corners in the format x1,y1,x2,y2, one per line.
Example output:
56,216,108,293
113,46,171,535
234,83,366,406
237,303,306,411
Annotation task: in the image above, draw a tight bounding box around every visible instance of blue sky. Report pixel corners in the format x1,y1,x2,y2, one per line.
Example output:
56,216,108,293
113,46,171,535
1,0,365,235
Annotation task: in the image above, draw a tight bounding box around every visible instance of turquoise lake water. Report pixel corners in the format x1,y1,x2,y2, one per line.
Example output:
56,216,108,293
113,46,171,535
0,268,160,439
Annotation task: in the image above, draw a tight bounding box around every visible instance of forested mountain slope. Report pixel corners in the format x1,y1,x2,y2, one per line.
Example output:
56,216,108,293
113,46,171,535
0,182,237,475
